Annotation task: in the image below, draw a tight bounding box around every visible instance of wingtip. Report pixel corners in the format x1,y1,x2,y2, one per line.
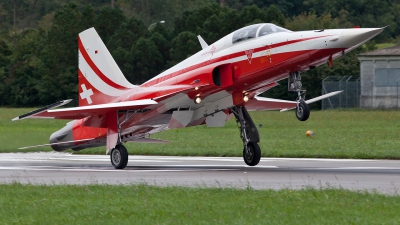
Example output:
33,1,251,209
64,99,73,104
11,99,72,122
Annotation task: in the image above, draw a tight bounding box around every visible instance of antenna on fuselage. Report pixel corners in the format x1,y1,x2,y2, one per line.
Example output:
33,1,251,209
197,35,209,49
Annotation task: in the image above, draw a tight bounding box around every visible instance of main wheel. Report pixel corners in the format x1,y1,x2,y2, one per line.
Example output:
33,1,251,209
243,142,261,166
295,101,310,121
110,144,128,169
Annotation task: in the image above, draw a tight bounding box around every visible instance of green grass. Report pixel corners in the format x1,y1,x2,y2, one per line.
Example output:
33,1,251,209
2,108,400,159
0,183,399,224
376,43,397,49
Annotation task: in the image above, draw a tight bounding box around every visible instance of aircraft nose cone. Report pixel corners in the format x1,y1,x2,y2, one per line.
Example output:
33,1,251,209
340,28,384,48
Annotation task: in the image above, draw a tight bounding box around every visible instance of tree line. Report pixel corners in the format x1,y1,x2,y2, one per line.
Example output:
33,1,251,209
0,1,394,107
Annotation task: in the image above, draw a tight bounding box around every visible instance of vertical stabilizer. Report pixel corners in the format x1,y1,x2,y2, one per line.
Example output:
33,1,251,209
78,27,135,106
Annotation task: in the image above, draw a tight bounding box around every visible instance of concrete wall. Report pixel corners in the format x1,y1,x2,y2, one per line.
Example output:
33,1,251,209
358,56,400,109
360,95,400,109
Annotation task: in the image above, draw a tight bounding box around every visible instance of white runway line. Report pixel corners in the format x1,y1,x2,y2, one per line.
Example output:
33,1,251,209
263,158,376,162
0,153,382,163
0,166,239,173
315,167,400,170
141,165,279,168
54,158,178,163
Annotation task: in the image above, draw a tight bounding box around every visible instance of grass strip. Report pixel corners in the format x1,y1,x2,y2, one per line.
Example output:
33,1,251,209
2,108,400,159
0,183,399,225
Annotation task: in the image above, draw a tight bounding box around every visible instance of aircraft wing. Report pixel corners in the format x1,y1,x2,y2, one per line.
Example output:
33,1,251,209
246,97,297,111
12,99,158,121
246,91,342,111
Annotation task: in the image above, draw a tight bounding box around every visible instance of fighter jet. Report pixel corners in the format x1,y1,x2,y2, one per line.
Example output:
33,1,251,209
13,23,383,169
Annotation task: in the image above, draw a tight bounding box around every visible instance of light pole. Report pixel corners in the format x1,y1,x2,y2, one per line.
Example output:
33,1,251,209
148,20,165,31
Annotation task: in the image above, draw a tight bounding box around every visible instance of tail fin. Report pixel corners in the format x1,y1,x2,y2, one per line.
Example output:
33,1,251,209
78,27,135,106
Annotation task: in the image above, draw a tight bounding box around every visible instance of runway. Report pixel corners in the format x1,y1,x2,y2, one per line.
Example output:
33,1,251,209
0,152,399,194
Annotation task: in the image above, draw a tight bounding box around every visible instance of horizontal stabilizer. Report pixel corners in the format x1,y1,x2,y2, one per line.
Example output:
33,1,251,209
128,138,169,144
14,99,158,120
11,99,72,121
18,138,95,150
280,91,343,112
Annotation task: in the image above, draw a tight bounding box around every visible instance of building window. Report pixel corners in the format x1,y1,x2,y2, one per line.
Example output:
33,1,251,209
375,68,400,86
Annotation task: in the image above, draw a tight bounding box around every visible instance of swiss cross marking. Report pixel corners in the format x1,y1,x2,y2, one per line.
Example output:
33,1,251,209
245,49,254,64
80,84,94,104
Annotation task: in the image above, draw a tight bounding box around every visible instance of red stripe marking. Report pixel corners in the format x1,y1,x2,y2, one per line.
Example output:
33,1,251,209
141,35,331,87
78,37,127,90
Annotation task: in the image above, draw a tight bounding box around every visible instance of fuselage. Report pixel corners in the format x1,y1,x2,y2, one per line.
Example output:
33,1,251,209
50,23,383,151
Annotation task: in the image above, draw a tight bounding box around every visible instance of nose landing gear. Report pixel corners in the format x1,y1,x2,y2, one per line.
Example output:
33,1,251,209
289,71,310,121
230,106,261,166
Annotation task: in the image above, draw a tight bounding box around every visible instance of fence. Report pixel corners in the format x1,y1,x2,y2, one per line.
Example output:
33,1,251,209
321,76,360,110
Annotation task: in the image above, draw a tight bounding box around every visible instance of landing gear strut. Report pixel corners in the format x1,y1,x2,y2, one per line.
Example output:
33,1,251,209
230,106,261,166
109,110,136,169
288,71,310,121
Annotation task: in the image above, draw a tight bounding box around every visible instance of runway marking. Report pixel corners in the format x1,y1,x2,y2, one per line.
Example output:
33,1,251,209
51,158,179,163
139,157,244,162
0,166,241,173
50,156,244,162
315,167,400,170
0,153,381,164
65,169,238,172
263,158,376,162
124,165,279,169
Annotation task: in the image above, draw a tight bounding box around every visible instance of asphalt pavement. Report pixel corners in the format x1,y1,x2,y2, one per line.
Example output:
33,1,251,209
0,152,399,194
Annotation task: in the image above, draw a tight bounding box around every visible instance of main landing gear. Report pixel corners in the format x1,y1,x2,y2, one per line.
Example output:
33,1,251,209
230,106,261,166
110,110,136,169
288,71,310,121
111,144,128,169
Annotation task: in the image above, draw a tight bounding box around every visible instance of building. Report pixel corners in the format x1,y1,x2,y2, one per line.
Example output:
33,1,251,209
358,44,400,109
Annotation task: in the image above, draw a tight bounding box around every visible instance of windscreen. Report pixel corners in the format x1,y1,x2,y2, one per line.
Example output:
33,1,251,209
232,24,291,44
232,24,262,44
258,24,291,37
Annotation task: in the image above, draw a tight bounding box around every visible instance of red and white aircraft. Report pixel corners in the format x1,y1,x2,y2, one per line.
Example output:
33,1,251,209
13,23,383,169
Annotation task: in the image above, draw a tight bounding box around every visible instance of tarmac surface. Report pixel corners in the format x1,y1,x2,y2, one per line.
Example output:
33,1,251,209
0,152,400,194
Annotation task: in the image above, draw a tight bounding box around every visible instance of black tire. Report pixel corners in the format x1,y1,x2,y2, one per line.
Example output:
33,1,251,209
243,142,261,166
110,144,128,169
295,101,310,121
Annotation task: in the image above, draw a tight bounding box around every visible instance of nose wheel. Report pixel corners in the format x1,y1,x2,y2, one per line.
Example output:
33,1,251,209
296,100,310,121
289,71,310,121
110,144,128,169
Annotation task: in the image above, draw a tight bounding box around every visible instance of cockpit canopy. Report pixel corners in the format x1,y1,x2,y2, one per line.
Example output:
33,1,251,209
232,23,291,44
